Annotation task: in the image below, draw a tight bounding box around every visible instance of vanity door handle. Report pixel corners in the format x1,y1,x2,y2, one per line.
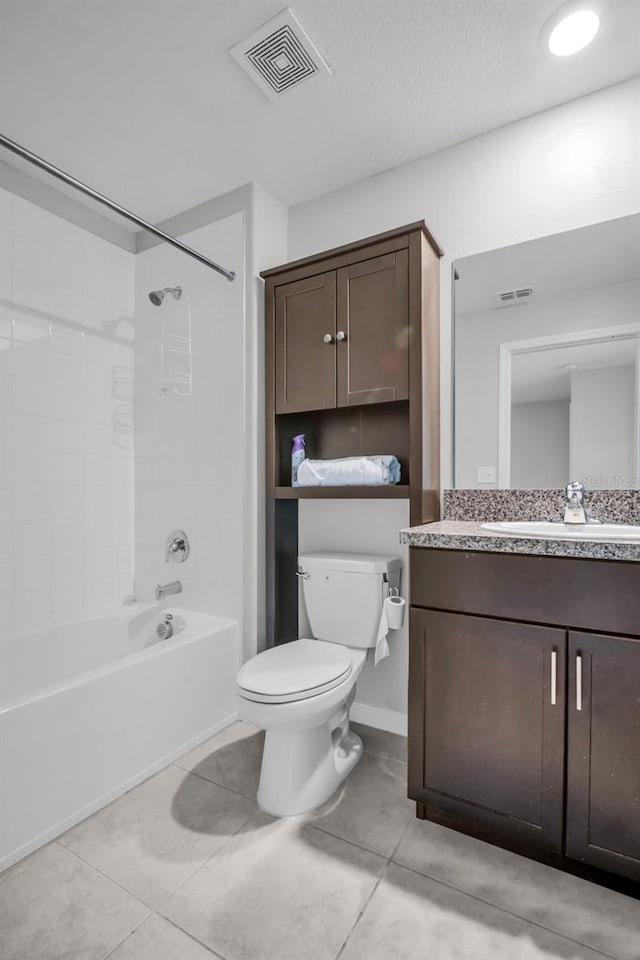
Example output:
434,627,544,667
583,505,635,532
550,650,557,706
576,654,583,711
336,330,347,342
323,333,334,344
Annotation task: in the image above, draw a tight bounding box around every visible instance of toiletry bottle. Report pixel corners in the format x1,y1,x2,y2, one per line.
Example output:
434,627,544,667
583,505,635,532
291,434,306,487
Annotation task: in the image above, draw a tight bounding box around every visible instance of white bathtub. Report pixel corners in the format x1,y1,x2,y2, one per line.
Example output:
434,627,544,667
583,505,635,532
0,604,239,871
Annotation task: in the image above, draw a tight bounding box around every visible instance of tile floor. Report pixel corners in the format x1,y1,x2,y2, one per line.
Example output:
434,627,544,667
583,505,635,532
0,720,638,960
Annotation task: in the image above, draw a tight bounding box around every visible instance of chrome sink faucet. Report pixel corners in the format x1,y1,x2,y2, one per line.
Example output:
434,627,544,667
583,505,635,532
564,481,587,523
156,580,182,601
562,481,599,524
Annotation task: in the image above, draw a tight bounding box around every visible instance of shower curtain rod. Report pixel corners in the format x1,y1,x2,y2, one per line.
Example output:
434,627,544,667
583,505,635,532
0,133,236,281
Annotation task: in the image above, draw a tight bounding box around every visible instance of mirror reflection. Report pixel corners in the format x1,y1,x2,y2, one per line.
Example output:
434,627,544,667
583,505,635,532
454,215,640,490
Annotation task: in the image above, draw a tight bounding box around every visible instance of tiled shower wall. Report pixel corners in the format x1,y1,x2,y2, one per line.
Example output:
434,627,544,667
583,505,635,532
0,188,135,636
133,212,245,624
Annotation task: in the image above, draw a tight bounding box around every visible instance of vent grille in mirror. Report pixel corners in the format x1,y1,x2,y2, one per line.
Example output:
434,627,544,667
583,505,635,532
497,287,534,304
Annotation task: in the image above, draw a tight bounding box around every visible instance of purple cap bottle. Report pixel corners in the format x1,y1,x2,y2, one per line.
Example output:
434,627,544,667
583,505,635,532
291,434,306,487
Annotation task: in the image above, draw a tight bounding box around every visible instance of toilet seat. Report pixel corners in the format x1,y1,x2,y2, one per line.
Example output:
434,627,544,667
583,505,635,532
238,638,353,704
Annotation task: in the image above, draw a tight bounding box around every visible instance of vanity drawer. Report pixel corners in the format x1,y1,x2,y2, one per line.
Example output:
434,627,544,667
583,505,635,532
410,548,640,636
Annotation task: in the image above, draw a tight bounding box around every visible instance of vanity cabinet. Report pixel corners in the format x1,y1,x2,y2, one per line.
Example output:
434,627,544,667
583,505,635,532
274,249,409,414
409,608,566,851
409,548,640,887
567,631,640,881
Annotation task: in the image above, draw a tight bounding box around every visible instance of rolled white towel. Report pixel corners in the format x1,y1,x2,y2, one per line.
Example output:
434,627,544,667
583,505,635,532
297,455,401,487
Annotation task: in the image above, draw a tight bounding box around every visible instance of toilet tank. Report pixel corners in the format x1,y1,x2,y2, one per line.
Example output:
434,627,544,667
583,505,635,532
298,552,402,649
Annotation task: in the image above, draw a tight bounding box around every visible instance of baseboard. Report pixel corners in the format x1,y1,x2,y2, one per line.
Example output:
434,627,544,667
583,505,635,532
0,712,238,875
351,700,407,737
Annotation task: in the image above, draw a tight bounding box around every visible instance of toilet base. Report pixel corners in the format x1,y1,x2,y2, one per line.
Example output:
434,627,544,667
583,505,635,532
257,723,363,817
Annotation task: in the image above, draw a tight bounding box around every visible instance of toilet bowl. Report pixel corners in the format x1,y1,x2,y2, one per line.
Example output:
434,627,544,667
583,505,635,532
237,552,401,817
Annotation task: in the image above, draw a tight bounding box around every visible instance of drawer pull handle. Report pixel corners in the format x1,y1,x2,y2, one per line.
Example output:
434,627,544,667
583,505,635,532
576,654,583,711
551,650,557,706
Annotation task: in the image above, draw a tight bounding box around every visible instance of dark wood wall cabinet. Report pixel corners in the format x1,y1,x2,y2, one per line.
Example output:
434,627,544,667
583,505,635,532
409,548,640,892
262,223,442,647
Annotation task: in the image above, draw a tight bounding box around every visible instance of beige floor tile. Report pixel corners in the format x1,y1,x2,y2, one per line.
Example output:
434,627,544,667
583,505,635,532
108,914,217,959
176,720,264,800
340,863,611,960
352,722,407,763
0,842,149,960
60,764,255,908
394,819,640,960
303,751,413,857
162,812,385,960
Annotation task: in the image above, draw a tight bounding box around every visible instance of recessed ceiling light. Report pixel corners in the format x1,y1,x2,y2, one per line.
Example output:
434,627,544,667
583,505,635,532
547,8,600,56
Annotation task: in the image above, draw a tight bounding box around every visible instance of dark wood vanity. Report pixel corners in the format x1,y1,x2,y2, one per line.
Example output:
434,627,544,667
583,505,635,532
408,547,640,890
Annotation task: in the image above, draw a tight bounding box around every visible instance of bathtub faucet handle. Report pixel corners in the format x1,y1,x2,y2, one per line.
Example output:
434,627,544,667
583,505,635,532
165,529,190,563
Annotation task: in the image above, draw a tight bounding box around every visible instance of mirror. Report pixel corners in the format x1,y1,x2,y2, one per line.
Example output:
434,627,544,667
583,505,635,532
454,215,640,490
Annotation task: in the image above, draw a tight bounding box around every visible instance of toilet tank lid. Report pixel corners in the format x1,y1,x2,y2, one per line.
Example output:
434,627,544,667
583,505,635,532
298,552,401,575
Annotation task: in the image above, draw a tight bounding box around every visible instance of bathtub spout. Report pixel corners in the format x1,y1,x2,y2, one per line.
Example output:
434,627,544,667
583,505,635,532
155,580,182,601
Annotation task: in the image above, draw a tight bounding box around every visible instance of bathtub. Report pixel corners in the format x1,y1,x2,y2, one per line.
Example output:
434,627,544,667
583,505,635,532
0,604,239,871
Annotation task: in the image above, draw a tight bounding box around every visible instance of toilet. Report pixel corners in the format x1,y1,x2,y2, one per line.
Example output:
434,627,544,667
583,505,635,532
237,551,401,817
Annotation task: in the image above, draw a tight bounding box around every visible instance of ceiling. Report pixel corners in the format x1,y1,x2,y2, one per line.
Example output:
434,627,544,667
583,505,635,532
455,214,640,315
512,337,639,404
1,0,639,223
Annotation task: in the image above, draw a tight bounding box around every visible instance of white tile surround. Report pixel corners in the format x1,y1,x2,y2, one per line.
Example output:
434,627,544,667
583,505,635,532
0,188,135,636
0,183,247,645
133,213,245,625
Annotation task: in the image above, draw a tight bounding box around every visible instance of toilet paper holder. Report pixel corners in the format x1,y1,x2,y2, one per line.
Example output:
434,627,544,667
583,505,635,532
385,587,406,630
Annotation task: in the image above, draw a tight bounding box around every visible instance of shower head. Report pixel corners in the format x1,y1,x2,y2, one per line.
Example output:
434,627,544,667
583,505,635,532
148,285,182,306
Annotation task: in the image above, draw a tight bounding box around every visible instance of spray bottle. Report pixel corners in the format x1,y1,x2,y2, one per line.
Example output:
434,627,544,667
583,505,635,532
291,434,306,487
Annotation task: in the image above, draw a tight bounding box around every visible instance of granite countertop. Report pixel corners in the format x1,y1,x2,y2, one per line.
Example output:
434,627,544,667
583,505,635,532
400,520,640,563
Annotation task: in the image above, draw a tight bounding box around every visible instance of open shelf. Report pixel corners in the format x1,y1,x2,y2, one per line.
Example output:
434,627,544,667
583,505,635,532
275,485,410,500
274,401,411,488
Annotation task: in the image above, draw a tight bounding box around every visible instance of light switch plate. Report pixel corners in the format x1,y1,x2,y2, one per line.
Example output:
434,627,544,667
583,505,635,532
477,465,497,484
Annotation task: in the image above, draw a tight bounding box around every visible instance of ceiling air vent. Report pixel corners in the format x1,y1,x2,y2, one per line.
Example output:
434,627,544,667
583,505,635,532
230,8,331,102
496,287,534,305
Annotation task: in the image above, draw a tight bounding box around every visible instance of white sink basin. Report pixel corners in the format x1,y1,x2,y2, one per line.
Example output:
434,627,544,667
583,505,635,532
481,521,640,542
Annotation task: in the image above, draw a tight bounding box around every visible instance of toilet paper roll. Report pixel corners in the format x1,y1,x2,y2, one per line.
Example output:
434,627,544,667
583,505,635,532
384,594,406,630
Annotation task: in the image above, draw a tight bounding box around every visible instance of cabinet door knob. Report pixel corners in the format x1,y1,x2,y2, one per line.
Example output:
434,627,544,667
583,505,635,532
323,333,334,344
336,330,347,342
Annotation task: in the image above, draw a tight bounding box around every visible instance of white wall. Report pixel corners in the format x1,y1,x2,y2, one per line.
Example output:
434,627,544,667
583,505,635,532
511,400,570,489
289,78,640,489
455,279,640,487
133,213,246,627
246,184,288,655
287,79,640,726
570,365,637,488
0,188,135,636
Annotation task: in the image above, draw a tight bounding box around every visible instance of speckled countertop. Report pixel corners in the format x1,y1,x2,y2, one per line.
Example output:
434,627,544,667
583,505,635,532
400,520,640,562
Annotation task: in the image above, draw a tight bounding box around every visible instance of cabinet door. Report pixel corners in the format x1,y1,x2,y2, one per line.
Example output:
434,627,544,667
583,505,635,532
275,272,336,413
336,250,409,407
567,632,640,881
409,608,566,851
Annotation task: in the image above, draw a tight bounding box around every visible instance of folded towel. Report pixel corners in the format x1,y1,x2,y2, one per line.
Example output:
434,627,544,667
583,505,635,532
297,455,401,487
